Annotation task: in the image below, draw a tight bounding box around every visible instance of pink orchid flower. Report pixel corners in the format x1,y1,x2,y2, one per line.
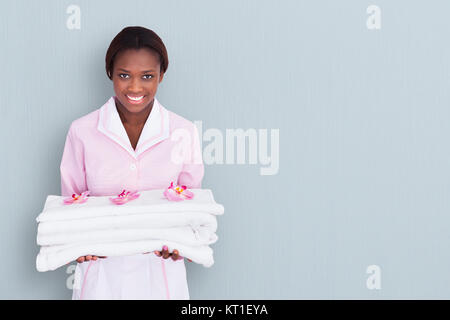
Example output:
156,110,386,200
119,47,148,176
63,191,90,205
109,189,140,205
163,182,194,202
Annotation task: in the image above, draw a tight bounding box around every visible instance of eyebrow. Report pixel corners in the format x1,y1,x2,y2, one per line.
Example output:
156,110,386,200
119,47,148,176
118,68,156,73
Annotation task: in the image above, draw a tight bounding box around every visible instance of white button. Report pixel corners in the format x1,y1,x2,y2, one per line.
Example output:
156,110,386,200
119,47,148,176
130,164,137,171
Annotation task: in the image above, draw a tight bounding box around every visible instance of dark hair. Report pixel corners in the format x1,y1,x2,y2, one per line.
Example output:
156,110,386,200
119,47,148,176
105,26,169,80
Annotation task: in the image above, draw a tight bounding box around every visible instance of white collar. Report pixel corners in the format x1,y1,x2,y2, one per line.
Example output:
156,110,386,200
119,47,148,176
97,96,170,159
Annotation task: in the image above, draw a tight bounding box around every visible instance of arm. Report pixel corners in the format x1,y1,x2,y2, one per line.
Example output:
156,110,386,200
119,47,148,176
60,125,105,262
177,124,204,188
60,124,88,197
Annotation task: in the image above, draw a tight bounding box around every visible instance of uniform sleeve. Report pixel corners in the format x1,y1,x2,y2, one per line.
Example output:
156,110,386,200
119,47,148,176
60,124,88,197
177,124,204,188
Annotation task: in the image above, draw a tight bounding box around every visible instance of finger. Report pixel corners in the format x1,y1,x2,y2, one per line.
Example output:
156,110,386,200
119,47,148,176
86,255,92,261
172,249,179,261
99,256,107,259
92,256,98,261
77,257,85,263
154,251,161,257
162,246,170,259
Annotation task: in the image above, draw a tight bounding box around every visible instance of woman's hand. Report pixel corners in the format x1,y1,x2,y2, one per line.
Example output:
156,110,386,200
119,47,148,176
76,255,107,263
145,245,192,262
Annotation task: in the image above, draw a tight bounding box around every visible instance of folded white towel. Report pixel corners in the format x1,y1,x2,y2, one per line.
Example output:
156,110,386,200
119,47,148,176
37,212,217,235
37,225,218,247
36,189,224,223
36,240,214,272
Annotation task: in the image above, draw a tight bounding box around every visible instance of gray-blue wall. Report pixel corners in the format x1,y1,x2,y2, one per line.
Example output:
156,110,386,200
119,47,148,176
1,0,449,299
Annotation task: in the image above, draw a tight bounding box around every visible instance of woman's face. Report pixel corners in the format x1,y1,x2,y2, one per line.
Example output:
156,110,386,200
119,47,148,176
112,48,164,114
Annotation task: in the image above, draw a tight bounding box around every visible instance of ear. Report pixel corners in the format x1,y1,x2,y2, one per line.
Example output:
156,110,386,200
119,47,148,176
159,71,165,83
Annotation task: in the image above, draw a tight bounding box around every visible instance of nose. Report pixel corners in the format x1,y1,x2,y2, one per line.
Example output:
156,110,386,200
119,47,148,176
128,77,143,93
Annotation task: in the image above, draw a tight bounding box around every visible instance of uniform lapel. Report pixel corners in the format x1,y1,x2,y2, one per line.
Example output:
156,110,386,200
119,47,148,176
97,96,170,159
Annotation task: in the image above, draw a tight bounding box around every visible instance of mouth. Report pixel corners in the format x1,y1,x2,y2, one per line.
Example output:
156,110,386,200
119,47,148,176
126,94,146,104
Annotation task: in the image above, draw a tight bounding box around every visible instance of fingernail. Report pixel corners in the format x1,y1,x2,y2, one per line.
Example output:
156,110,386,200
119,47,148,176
163,245,168,250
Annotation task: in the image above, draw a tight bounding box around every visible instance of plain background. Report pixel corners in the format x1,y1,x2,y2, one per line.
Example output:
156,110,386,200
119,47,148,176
1,0,449,299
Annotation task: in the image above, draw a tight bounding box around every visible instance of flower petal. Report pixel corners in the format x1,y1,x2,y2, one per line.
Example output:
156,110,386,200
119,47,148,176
63,198,74,205
164,189,184,201
182,189,195,199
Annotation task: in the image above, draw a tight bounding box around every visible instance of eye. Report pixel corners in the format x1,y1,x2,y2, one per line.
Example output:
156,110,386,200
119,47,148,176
143,74,153,80
119,73,129,79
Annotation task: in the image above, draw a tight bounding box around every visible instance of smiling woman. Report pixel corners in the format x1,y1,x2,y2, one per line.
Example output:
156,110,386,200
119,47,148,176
60,26,205,300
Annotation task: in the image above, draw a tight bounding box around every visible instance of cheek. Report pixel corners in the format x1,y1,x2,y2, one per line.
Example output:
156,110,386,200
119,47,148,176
140,83,157,97
113,80,124,93
148,82,160,92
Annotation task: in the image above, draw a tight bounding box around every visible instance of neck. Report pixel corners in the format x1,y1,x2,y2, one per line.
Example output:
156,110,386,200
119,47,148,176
114,96,154,127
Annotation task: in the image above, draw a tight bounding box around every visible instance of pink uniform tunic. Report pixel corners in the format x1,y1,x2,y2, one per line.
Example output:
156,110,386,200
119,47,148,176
60,96,204,300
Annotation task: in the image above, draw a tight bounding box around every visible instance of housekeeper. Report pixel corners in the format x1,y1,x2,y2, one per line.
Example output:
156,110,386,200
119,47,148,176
61,26,203,299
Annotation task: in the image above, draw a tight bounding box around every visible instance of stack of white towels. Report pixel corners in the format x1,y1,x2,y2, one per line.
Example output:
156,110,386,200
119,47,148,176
35,189,224,272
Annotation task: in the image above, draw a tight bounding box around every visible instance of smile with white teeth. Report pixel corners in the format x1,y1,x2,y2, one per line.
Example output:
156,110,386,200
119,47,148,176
127,95,144,101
